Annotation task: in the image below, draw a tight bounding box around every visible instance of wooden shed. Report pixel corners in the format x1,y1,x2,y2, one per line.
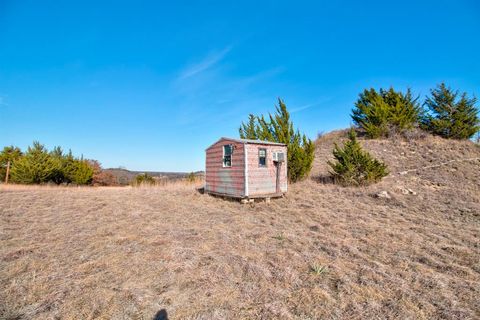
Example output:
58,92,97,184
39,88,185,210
205,137,288,199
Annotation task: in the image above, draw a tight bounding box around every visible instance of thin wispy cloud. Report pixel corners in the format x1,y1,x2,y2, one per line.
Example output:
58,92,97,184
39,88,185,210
178,46,232,81
229,66,285,88
290,97,332,113
290,103,315,113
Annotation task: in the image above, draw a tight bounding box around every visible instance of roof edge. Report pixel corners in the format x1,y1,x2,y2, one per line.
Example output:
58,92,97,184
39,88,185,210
206,137,287,150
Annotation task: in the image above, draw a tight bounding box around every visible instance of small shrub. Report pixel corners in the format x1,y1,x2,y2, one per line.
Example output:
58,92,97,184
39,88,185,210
352,87,422,138
89,160,117,186
328,129,388,186
186,172,197,183
422,83,479,139
134,173,155,186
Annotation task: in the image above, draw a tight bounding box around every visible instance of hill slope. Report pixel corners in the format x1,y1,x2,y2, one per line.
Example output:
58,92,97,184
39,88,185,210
1,132,479,319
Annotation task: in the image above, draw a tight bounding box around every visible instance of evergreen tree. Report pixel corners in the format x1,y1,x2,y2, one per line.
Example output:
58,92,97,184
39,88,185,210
71,159,94,185
49,146,67,184
422,83,479,139
238,98,315,182
0,146,23,182
269,100,294,144
3,142,96,185
62,150,78,183
328,129,388,186
239,114,259,139
256,115,275,141
352,87,421,138
10,142,57,184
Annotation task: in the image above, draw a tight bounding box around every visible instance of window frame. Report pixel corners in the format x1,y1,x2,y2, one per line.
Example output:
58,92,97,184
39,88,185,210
222,144,233,168
258,148,267,167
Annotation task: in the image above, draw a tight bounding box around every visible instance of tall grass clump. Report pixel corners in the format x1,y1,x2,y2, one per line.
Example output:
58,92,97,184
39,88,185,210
328,129,388,186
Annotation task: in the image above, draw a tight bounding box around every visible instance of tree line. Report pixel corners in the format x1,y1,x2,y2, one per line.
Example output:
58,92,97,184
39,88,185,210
0,142,116,185
352,83,479,139
239,83,479,186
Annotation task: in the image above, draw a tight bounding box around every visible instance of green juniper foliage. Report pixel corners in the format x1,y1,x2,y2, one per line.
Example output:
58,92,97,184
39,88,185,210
422,83,479,139
6,141,94,185
10,142,58,184
0,146,23,181
328,129,388,186
352,87,421,138
239,98,315,182
49,146,68,184
239,114,259,140
71,158,94,185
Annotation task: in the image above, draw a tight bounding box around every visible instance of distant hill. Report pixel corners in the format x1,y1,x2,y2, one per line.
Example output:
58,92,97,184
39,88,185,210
103,168,204,185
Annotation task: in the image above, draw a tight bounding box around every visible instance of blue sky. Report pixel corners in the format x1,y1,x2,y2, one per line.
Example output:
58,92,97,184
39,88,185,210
1,0,479,171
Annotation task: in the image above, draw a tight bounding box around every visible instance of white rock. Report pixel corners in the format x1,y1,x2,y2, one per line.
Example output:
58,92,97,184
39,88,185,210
407,188,417,195
375,191,391,199
400,187,417,195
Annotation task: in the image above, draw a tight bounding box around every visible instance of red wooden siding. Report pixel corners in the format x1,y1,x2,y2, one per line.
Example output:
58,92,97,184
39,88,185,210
205,138,288,198
205,139,245,197
246,144,288,196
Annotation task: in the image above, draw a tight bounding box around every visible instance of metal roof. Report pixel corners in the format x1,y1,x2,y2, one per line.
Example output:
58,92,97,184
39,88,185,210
206,137,287,150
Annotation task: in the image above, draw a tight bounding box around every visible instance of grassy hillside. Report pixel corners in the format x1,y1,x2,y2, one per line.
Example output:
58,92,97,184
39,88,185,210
1,132,479,319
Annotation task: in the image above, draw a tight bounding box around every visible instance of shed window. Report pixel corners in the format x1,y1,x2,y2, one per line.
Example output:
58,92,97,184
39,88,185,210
223,144,232,167
259,148,267,167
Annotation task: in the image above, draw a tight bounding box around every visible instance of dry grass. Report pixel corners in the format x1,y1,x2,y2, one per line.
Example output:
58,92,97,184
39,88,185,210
1,132,479,319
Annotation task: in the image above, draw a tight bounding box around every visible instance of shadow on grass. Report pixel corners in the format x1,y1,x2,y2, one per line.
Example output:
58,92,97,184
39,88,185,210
153,309,168,320
311,174,335,185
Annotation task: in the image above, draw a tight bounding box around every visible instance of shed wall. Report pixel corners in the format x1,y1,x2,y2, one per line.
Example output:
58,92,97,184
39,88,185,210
205,139,245,197
246,144,288,196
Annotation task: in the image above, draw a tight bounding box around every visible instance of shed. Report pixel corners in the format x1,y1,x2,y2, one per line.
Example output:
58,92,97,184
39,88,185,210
205,137,288,199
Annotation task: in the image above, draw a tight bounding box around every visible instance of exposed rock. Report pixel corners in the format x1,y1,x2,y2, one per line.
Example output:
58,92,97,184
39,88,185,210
375,191,391,199
400,187,417,195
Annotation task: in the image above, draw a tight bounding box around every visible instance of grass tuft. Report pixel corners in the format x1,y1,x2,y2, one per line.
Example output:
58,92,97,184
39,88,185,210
272,234,286,241
310,263,329,276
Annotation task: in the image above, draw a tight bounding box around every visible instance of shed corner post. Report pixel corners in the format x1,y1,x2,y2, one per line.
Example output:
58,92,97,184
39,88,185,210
244,143,249,197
